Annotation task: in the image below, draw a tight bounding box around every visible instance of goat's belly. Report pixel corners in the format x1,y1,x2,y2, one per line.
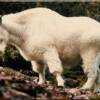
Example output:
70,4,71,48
58,47,81,67
61,54,82,68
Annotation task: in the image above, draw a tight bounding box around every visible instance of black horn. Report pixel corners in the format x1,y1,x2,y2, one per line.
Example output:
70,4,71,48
0,15,2,24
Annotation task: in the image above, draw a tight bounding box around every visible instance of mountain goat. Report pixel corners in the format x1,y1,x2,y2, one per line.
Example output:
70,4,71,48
0,8,100,92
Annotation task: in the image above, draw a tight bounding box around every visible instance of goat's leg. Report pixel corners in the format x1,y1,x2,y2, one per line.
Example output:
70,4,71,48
31,61,46,84
94,71,100,92
43,47,64,86
93,53,100,93
81,49,98,90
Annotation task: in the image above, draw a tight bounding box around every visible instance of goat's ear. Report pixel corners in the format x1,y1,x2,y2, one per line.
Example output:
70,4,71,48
0,15,2,24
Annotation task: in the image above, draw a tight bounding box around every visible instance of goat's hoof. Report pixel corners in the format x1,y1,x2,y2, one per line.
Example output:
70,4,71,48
38,81,45,85
94,87,100,93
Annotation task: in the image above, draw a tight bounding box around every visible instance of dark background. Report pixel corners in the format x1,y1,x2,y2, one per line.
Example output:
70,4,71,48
0,1,100,71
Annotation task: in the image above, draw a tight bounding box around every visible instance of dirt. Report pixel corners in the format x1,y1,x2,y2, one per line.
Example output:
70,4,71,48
0,67,99,100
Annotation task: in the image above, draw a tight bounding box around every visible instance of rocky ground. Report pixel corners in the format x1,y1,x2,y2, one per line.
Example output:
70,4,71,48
0,67,99,100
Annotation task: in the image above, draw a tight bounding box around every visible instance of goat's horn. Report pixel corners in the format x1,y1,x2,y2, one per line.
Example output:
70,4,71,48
0,15,2,24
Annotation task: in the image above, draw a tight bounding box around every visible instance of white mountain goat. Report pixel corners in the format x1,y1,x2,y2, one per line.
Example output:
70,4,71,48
0,8,100,92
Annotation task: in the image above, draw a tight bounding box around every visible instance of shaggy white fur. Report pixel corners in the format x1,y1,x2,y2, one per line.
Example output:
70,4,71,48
0,8,100,92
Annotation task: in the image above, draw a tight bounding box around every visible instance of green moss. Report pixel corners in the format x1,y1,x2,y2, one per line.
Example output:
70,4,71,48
0,67,19,75
89,94,100,100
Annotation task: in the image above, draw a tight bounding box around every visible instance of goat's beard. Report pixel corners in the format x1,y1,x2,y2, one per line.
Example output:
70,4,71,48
0,42,6,54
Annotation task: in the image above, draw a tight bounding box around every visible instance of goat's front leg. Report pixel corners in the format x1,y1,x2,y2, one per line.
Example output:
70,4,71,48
43,46,64,86
94,71,100,93
81,49,98,90
93,53,100,93
31,61,46,84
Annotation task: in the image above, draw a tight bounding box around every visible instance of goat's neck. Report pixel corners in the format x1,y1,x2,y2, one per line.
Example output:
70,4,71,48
2,15,25,47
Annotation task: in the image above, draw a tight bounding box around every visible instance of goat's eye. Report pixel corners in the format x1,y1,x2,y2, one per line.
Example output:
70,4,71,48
0,39,3,43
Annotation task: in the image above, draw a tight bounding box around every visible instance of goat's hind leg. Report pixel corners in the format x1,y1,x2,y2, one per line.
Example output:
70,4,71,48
81,49,98,90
